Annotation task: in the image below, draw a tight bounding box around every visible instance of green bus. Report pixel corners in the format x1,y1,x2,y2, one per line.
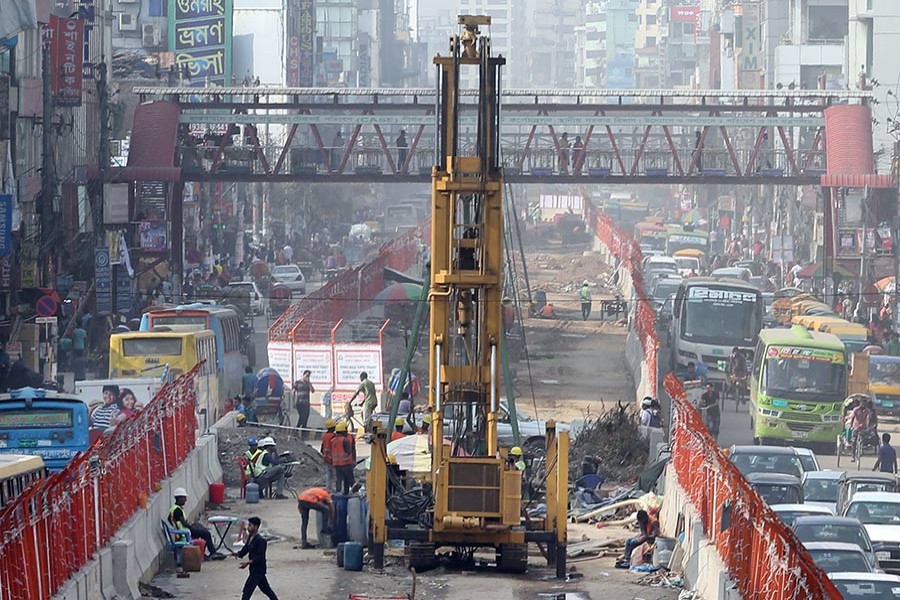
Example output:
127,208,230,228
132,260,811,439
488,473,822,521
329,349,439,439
750,325,847,445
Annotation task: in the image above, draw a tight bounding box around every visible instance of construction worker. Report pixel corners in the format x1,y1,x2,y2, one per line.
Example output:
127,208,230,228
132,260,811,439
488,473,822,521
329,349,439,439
506,447,526,471
243,438,287,499
168,487,222,559
320,419,336,491
297,487,335,549
392,417,407,441
579,281,592,321
418,413,432,434
330,421,357,494
540,302,557,319
501,297,516,333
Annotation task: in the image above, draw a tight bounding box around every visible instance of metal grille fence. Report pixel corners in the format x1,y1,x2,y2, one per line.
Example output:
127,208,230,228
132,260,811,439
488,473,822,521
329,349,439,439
664,373,842,599
269,221,430,342
0,367,199,600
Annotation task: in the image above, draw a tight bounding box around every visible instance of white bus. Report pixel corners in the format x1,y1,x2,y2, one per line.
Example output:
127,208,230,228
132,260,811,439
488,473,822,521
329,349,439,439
670,278,763,384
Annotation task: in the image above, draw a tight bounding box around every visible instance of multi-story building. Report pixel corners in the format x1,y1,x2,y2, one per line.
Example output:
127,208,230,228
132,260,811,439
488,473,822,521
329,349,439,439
529,0,580,88
658,0,702,88
634,0,661,88
773,0,847,90
848,0,900,173
577,0,638,89
456,0,526,87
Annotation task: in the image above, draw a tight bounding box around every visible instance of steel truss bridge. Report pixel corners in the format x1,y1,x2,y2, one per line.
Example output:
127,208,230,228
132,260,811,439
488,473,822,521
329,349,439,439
133,86,873,185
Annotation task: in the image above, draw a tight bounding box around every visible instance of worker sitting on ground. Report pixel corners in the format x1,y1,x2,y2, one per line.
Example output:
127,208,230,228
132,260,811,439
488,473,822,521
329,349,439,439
297,487,335,549
617,509,659,568
320,419,336,491
505,446,526,471
169,487,224,560
330,422,357,494
539,302,557,319
243,437,288,499
391,417,407,441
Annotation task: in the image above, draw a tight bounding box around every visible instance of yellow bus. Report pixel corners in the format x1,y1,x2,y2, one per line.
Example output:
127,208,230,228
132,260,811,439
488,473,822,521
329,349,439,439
818,321,869,355
108,330,219,427
0,454,47,508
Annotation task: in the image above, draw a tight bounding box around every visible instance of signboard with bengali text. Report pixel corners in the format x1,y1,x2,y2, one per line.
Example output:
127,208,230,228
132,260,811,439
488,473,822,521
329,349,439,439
169,0,233,87
267,342,293,385
293,344,333,388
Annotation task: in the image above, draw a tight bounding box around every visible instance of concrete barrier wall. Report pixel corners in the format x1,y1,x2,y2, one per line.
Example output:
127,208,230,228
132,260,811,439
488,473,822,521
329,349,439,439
54,426,225,600
660,464,740,600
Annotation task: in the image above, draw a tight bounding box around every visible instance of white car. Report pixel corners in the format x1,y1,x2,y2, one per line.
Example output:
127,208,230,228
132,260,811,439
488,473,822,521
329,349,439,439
772,503,834,527
804,542,875,574
802,470,842,514
843,491,900,573
271,264,306,296
794,447,821,472
228,281,266,315
829,572,900,598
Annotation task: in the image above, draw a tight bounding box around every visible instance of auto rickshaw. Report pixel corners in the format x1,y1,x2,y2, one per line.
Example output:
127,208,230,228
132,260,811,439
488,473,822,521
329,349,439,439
269,283,293,317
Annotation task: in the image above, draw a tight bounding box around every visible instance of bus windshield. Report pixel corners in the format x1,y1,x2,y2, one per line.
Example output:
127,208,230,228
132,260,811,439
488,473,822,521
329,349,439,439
870,359,900,386
667,234,708,254
763,351,845,398
682,286,760,346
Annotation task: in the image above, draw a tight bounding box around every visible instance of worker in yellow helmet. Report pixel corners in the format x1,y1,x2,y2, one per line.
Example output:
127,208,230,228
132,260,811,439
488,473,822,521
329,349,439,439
418,413,433,434
391,416,407,442
506,447,526,471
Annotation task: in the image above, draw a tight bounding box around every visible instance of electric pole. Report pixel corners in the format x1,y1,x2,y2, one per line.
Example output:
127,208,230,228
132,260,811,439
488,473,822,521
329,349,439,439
38,28,57,286
96,58,109,237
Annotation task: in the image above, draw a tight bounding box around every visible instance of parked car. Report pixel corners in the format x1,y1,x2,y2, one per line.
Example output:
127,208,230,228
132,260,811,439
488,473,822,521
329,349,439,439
803,542,875,574
228,281,267,316
728,445,805,478
836,472,900,516
271,264,307,296
747,472,803,505
792,516,878,571
772,503,834,527
802,470,842,514
829,572,900,598
843,491,900,573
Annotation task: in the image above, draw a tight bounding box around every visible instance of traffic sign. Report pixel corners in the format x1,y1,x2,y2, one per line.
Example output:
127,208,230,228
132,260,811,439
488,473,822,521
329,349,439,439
35,295,58,318
35,316,57,325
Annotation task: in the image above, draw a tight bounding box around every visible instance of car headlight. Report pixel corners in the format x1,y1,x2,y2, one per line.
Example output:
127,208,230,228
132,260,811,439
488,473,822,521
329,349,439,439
877,551,892,561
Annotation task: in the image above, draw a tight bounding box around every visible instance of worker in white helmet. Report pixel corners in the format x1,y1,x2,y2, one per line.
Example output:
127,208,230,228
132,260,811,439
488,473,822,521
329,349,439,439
169,487,223,559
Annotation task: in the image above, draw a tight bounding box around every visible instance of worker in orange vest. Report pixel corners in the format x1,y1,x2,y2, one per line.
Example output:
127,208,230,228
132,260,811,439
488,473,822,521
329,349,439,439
319,419,336,491
330,422,356,494
391,417,407,442
297,487,334,549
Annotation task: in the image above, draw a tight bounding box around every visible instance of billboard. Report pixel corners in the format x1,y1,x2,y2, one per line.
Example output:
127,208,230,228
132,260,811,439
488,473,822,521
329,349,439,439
737,2,761,89
297,0,315,86
50,16,84,107
169,0,233,87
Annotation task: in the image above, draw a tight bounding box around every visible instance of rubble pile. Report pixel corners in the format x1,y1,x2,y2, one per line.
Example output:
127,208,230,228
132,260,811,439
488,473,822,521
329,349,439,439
216,427,326,489
569,402,650,483
522,253,615,296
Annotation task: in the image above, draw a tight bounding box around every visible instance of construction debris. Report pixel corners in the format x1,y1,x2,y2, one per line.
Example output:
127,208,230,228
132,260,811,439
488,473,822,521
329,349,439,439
570,402,650,483
216,427,326,489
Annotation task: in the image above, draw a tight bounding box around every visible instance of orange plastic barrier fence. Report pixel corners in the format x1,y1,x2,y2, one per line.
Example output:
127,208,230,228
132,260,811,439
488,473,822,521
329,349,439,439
665,373,842,599
0,367,200,600
585,202,659,393
269,221,430,342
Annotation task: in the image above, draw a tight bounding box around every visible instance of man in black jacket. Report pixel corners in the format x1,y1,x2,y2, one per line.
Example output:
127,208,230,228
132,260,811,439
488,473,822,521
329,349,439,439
234,516,279,600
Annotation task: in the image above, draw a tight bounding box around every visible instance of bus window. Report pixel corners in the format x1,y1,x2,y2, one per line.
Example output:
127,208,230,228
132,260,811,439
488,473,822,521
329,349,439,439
764,356,845,396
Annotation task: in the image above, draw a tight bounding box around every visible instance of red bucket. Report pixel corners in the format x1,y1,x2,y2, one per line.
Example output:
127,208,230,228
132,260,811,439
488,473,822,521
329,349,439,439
209,482,226,505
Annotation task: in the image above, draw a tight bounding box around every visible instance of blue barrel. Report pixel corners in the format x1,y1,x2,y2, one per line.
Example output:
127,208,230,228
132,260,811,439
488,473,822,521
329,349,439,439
245,482,260,504
534,290,547,310
336,542,346,567
343,541,363,571
332,494,349,544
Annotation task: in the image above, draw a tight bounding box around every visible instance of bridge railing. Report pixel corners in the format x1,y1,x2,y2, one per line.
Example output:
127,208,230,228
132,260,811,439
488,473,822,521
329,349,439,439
0,367,200,600
664,374,842,599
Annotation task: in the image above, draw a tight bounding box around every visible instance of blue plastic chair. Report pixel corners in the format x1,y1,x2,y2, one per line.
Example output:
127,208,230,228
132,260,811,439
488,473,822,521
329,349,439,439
161,520,193,566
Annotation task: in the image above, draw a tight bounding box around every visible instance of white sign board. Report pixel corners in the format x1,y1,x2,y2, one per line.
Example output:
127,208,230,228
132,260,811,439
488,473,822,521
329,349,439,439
334,344,383,391
266,342,294,385
293,344,334,388
35,317,57,324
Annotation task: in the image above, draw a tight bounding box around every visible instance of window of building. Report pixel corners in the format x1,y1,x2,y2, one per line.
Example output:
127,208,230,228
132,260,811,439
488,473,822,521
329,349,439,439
148,0,167,17
629,13,637,21
683,22,695,35
647,36,656,47
807,6,849,42
646,15,656,25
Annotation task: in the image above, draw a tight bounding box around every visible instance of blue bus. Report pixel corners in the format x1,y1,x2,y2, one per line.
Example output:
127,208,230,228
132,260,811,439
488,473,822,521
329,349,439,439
140,305,243,398
0,388,90,472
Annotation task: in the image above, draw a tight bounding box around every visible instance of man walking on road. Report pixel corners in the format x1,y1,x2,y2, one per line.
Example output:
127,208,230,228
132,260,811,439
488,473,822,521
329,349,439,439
234,516,279,600
579,281,592,321
292,370,314,439
874,433,898,474
350,371,378,429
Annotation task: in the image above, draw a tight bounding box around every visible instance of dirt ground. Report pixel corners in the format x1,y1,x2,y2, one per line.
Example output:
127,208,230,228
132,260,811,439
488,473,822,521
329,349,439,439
217,427,328,490
514,241,634,423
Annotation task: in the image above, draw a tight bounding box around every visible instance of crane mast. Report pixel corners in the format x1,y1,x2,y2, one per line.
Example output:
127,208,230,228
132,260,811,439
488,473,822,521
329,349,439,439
367,16,568,576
